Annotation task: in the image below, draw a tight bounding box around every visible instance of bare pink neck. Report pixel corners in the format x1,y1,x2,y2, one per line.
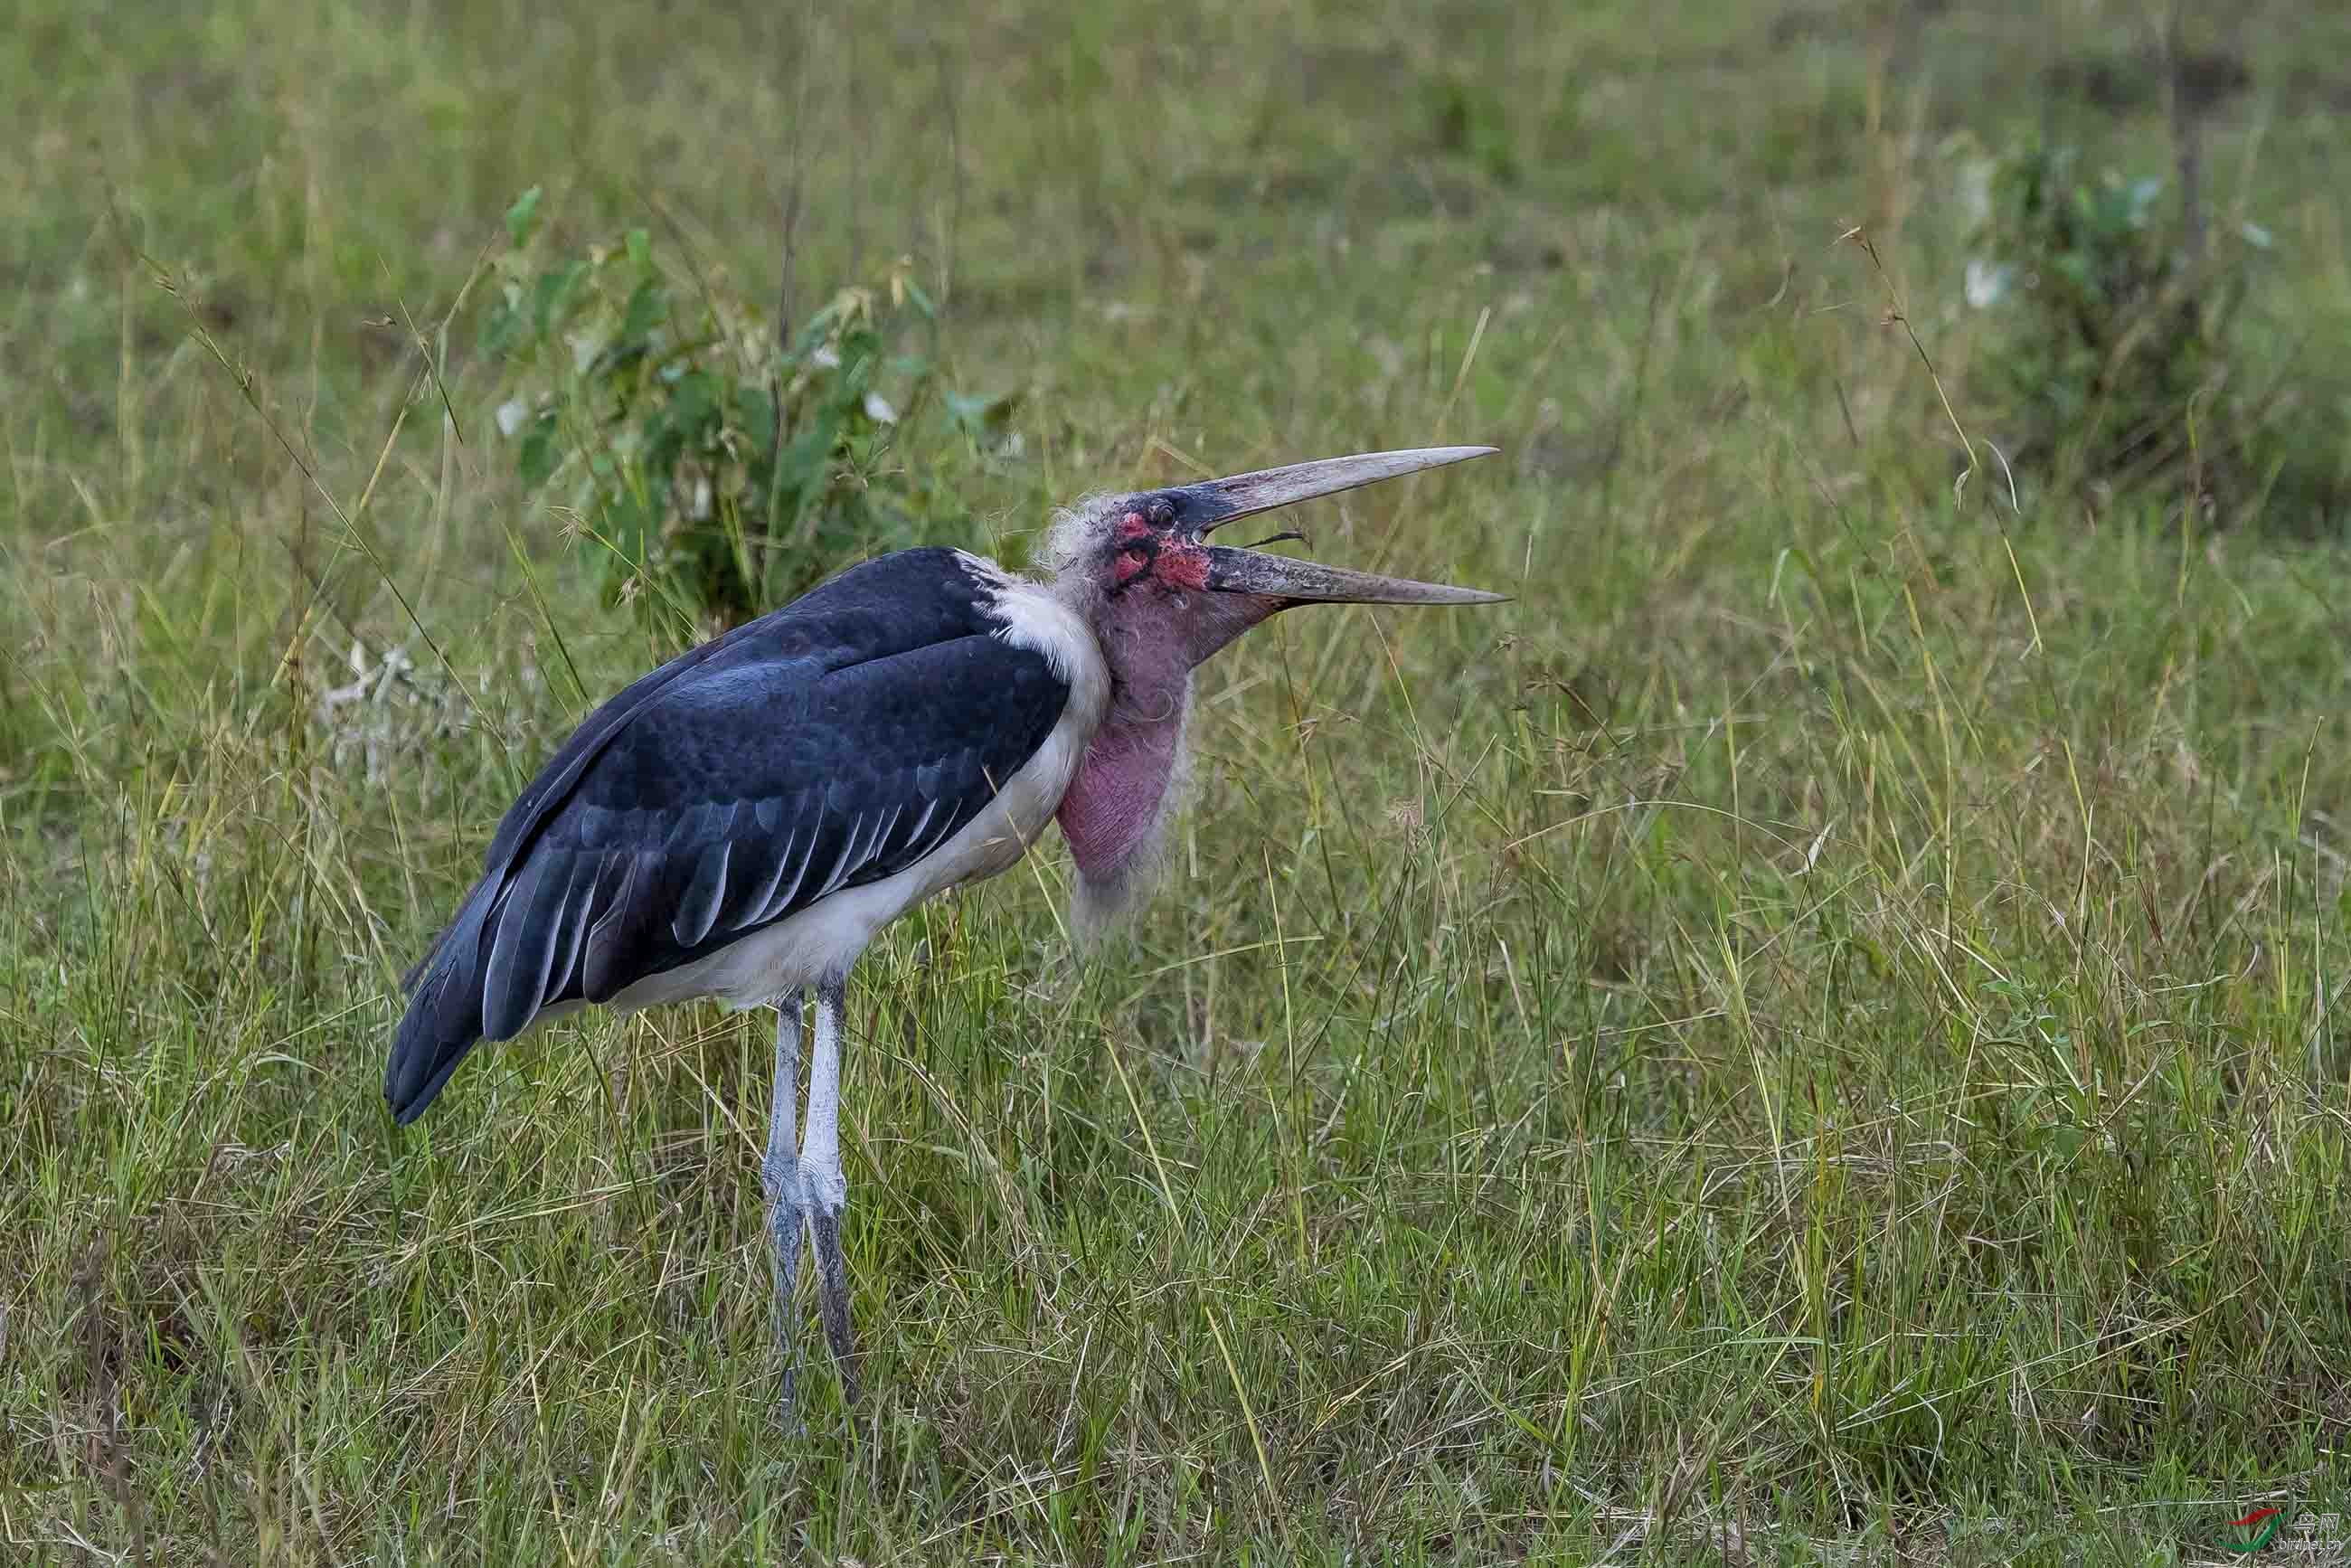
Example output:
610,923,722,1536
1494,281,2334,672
1056,682,1187,884
1055,588,1279,892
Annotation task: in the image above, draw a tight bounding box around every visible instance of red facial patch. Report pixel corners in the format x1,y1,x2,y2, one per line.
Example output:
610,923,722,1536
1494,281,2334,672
1153,543,1211,591
1110,512,1156,587
1109,509,1209,592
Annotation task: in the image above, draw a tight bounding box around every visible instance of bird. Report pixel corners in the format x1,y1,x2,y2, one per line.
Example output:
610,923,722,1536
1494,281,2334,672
386,443,1505,1413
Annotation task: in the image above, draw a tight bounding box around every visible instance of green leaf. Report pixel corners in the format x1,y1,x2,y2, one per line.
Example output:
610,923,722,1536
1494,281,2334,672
505,185,543,247
736,387,778,458
480,298,524,357
518,409,562,489
618,279,667,347
626,227,652,271
668,371,718,434
774,410,841,500
531,260,589,338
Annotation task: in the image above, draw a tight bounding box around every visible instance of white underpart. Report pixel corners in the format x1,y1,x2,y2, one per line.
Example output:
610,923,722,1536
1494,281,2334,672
601,559,1109,1014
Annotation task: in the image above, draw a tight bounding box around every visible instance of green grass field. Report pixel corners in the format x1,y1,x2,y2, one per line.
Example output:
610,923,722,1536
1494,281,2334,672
9,0,2351,1561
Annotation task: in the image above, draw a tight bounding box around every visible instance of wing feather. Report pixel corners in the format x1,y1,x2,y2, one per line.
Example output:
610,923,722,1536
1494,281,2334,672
670,838,732,949
542,855,602,999
482,851,563,1042
818,812,868,902
764,809,821,923
722,811,796,933
581,850,656,1003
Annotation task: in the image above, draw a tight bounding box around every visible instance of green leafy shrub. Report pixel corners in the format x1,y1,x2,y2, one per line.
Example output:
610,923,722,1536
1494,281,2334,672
480,187,946,638
1962,140,2346,530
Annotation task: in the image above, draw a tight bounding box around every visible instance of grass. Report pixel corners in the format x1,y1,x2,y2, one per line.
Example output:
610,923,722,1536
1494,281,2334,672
7,0,2351,1561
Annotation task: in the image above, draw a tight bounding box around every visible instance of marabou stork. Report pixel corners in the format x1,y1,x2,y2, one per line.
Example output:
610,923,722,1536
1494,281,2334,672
387,444,1503,1411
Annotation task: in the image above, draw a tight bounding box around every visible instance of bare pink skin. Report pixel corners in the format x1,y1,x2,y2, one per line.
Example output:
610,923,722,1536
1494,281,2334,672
1056,510,1284,885
1054,713,1188,885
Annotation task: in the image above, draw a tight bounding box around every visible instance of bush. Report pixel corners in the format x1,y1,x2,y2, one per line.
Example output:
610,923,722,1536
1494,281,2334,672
480,187,948,640
1961,140,2347,531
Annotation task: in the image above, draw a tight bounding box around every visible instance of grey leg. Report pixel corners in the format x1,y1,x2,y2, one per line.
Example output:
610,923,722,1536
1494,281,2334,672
799,974,861,1402
762,989,807,1418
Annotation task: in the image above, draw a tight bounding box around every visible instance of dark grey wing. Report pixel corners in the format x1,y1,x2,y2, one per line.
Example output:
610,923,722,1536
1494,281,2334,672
387,549,1071,1123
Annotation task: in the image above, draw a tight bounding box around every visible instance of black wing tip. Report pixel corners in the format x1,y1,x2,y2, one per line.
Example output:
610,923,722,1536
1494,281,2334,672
384,1011,477,1126
385,1057,455,1124
386,910,491,1127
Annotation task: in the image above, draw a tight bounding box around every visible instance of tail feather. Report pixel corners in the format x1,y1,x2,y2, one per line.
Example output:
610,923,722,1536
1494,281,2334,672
386,884,497,1124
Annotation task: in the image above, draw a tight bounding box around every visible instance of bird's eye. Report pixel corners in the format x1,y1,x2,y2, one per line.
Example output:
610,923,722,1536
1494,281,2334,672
1147,498,1177,527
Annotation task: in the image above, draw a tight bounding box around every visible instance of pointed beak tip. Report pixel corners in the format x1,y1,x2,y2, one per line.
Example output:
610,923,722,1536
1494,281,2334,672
1375,582,1511,608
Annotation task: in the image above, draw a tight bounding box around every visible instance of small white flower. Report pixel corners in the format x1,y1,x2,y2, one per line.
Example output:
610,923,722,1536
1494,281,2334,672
1964,258,2014,308
862,392,898,425
496,398,529,438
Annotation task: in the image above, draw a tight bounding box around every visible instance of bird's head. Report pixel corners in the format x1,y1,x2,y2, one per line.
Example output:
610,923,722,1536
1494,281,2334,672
1044,445,1505,931
1045,445,1506,682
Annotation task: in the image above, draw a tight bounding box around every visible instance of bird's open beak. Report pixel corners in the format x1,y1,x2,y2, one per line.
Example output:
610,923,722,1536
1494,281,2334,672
1170,446,1509,606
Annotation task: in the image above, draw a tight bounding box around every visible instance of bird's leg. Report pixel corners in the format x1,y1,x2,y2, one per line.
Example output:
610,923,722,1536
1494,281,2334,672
762,988,807,1419
799,974,861,1402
